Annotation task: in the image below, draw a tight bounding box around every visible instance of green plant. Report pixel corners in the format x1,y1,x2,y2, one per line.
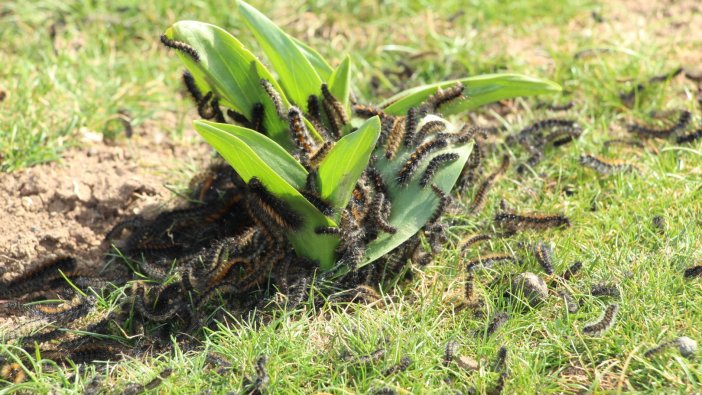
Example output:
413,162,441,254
161,0,560,272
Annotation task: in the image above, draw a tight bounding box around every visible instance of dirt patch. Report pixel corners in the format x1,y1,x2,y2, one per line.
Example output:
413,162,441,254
0,113,210,281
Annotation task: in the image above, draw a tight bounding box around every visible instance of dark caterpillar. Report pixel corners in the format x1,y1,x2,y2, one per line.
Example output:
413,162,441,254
579,154,633,174
533,241,555,275
182,71,203,102
247,177,302,230
676,128,702,144
683,264,702,278
261,79,288,120
413,120,446,145
626,110,691,139
419,152,459,187
582,304,619,335
160,35,200,62
403,107,419,147
494,211,570,232
397,138,448,185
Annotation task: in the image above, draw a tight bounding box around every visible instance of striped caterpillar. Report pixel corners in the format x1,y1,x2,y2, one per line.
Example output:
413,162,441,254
321,83,348,137
160,35,200,62
402,107,419,147
494,211,570,232
397,138,448,185
421,82,465,115
383,356,412,376
443,340,458,366
533,241,555,275
413,120,447,145
460,233,492,250
676,128,702,144
419,152,459,187
385,117,406,159
428,184,451,224
247,177,302,230
353,104,387,119
288,107,315,156
591,282,620,298
465,253,515,269
626,110,691,139
468,155,510,213
0,257,77,298
561,261,582,281
582,304,619,335
579,154,633,174
480,311,509,337
261,79,288,120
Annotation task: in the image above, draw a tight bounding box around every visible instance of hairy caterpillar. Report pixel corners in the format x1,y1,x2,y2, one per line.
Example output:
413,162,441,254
443,340,458,366
247,177,302,230
428,184,451,224
466,253,515,269
579,154,633,174
493,346,508,371
250,102,266,133
481,311,509,337
561,261,582,281
288,107,315,156
413,120,446,145
402,107,419,147
460,234,492,250
353,104,387,119
308,141,334,167
321,83,348,137
383,356,412,376
160,35,200,62
494,211,570,232
385,117,406,159
182,71,202,103
626,110,691,139
676,128,702,144
683,264,702,278
397,138,448,185
582,304,619,335
534,242,555,275
0,257,77,298
422,82,465,115
591,283,620,298
261,79,288,120
419,152,459,187
469,155,510,213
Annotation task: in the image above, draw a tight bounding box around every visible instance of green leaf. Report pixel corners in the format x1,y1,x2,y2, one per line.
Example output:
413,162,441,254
196,121,308,189
194,120,338,268
360,131,474,267
291,37,333,81
381,73,561,115
328,55,352,111
238,0,323,112
317,116,381,211
165,21,294,150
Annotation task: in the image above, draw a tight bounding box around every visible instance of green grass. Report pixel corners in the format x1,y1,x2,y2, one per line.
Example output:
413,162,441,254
2,0,702,393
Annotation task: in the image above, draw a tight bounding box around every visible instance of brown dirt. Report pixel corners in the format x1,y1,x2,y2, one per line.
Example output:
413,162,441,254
0,113,210,282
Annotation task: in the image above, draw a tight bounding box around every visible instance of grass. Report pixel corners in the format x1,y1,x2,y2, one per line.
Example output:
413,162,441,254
2,0,702,393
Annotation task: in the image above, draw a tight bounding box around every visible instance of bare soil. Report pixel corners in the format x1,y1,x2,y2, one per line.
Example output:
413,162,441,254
0,114,210,282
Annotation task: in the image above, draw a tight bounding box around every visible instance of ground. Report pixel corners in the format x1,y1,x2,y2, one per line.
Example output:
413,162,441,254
0,0,701,393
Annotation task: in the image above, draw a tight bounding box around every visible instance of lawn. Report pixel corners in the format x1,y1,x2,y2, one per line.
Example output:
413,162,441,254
1,0,701,393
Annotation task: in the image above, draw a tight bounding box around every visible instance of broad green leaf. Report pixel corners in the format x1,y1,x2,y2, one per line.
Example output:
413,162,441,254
165,21,294,151
381,73,561,115
328,55,352,111
291,37,333,81
194,120,338,267
361,137,474,267
196,121,308,189
318,116,381,211
238,0,323,112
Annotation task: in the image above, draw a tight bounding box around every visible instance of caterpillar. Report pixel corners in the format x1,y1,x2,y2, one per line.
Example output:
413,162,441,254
676,128,702,144
482,311,509,337
464,271,474,301
536,101,574,111
469,155,510,213
402,107,419,147
378,115,397,146
0,256,77,298
491,371,508,395
383,356,411,376
288,107,315,155
367,167,390,197
385,117,407,159
368,190,397,234
493,346,508,371
457,136,484,188
343,348,386,364
645,337,697,359
466,253,515,269
321,83,348,137
413,120,446,145
227,109,251,126
559,290,579,313
648,66,683,83
443,340,458,366
419,152,459,187
197,91,215,119
422,82,465,115
603,138,644,148
182,71,203,102
460,233,492,250
160,35,200,62
261,79,288,120
428,184,451,224
591,283,620,298
626,110,691,139
210,96,225,123
494,211,571,232
683,264,702,278
582,303,619,335
516,150,544,175
307,94,322,122
308,141,334,167
534,242,555,275
300,190,335,217
511,119,579,143
0,363,25,384
353,104,387,119
250,102,266,133
247,177,302,230
397,138,448,185
579,154,633,174
243,355,269,394
561,261,582,281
